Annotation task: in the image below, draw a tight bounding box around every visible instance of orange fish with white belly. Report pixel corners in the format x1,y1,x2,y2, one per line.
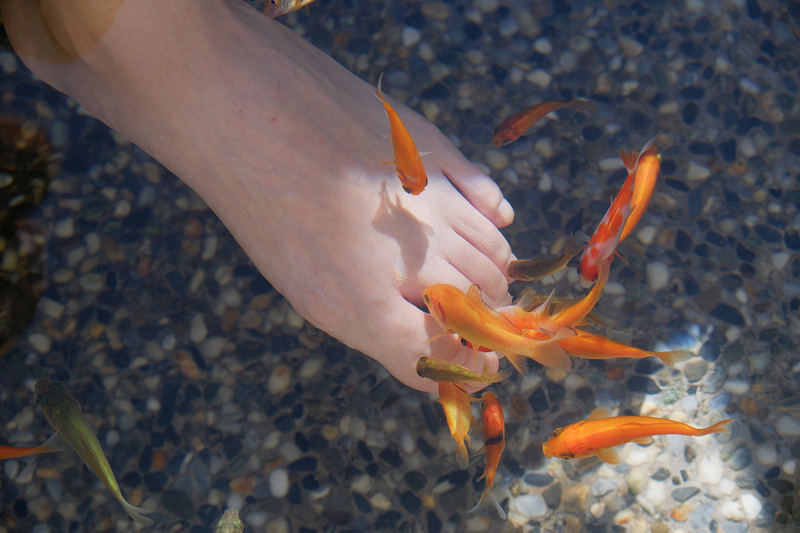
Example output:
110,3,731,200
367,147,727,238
469,391,506,519
376,73,429,195
542,407,733,464
423,283,574,374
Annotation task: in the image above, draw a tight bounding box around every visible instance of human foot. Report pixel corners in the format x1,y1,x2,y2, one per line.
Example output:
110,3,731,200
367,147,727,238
3,0,516,392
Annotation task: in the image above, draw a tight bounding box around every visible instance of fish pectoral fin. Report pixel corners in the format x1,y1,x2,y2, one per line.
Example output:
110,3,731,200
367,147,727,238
39,432,65,453
418,151,433,157
380,159,395,165
633,437,653,445
613,249,629,264
595,447,622,465
501,352,529,375
423,331,453,345
588,407,611,420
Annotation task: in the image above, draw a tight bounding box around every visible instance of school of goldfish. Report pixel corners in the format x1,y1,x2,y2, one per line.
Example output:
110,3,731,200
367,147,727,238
397,96,732,519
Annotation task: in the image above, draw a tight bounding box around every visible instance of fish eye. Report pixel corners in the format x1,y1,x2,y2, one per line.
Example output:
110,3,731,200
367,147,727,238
552,427,564,437
460,338,467,346
560,453,574,460
423,294,430,305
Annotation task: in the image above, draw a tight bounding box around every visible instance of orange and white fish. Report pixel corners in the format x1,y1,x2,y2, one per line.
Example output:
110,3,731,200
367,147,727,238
376,73,429,195
423,283,574,374
618,141,661,244
542,407,733,464
263,0,316,18
577,139,657,288
557,330,691,367
0,433,61,460
438,382,475,470
492,100,593,147
469,391,506,519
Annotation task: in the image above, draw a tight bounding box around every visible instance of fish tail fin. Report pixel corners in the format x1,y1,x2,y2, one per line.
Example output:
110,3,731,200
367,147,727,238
118,496,155,526
656,350,691,367
529,340,573,372
456,440,470,470
468,482,507,520
376,72,385,97
488,369,513,383
697,419,735,436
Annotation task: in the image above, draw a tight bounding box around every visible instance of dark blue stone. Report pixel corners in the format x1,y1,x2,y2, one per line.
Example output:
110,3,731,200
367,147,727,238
294,432,309,453
681,86,705,100
160,489,196,520
760,39,775,57
626,376,660,394
421,83,449,99
274,414,294,432
675,229,692,253
754,224,781,243
417,437,437,458
139,445,153,472
287,483,302,504
665,178,689,192
684,277,700,297
197,504,219,526
688,141,714,155
223,435,242,460
13,498,28,518
682,102,699,125
635,358,661,376
301,474,319,490
357,440,374,462
400,490,422,514
271,334,298,353
405,10,426,29
524,473,554,486
353,492,372,513
421,402,440,435
694,17,711,33
144,471,169,491
737,116,761,135
463,21,482,39
528,387,549,412
379,448,403,468
404,471,427,491
678,40,704,59
723,108,739,129
705,231,727,247
764,466,781,480
375,510,402,530
288,456,318,472
736,243,755,261
121,471,142,488
785,230,800,250
582,125,602,141
747,0,762,19
551,0,572,15
718,139,736,162
427,511,442,533
710,303,744,326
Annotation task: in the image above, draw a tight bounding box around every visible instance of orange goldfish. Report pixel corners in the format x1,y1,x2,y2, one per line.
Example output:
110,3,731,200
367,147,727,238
0,433,61,460
578,139,656,288
469,392,506,519
557,330,691,367
501,259,610,336
423,283,574,374
376,73,428,195
542,407,733,464
618,141,661,243
438,382,475,470
508,234,585,282
492,100,592,147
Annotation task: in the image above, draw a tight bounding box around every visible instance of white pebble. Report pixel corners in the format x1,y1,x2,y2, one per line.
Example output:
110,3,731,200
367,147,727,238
720,500,745,521
623,447,650,466
739,77,760,94
0,51,18,74
782,459,797,476
244,511,268,528
755,444,778,466
598,157,626,171
28,332,51,354
739,137,756,157
105,429,121,449
4,459,19,480
604,281,626,295
686,161,711,180
526,69,551,89
618,36,643,57
776,415,800,437
113,200,131,218
538,173,552,192
370,493,392,510
722,379,749,395
226,493,245,512
686,0,705,12
401,27,421,47
740,493,762,520
698,456,724,484
533,38,552,54
646,262,670,292
267,364,292,394
189,313,208,344
299,358,322,379
53,218,75,239
636,225,657,245
269,468,289,498
772,252,790,270
220,288,243,309
485,149,509,170
514,494,547,518
201,235,218,260
40,298,65,319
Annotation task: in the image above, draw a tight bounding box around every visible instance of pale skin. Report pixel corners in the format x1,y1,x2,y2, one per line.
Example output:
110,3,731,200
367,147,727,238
0,0,515,392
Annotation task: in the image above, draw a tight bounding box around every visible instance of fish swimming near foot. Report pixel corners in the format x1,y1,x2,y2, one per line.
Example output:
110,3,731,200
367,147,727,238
438,382,476,470
216,508,244,533
416,356,511,384
508,233,585,282
492,99,593,147
468,392,506,520
542,407,733,465
34,379,155,526
263,0,317,18
376,73,429,195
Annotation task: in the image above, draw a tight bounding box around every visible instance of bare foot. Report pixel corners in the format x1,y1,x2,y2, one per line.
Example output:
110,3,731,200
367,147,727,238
2,0,515,392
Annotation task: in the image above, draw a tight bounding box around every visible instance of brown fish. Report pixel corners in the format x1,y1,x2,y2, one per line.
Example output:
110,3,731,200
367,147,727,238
508,234,585,281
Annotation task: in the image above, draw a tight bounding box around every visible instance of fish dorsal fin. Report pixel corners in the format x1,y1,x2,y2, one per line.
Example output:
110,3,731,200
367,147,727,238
588,407,611,420
467,285,510,325
534,289,557,314
619,149,639,172
596,447,621,464
633,436,653,445
513,293,534,311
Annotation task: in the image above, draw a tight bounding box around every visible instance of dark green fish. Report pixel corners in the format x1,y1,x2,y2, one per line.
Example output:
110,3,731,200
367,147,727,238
216,508,244,533
508,234,585,282
416,356,511,384
34,379,154,526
